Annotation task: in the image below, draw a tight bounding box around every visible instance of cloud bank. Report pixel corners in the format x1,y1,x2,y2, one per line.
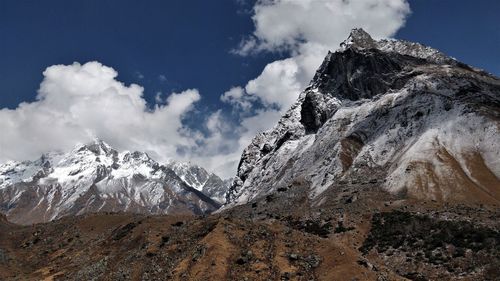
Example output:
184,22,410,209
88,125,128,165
0,62,200,165
0,0,411,179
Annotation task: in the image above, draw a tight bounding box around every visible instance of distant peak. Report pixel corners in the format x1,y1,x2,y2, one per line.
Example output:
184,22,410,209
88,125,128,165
122,150,152,162
77,138,115,155
348,28,372,41
340,28,376,50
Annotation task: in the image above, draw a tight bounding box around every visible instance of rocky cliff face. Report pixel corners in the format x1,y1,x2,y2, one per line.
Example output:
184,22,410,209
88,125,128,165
0,140,228,224
226,28,500,208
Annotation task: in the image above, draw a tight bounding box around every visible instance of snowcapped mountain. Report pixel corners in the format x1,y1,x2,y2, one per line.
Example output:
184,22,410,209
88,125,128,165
166,161,231,203
226,28,500,208
0,139,229,224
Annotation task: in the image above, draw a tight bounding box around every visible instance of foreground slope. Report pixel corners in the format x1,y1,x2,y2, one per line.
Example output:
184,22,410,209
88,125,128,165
0,140,226,224
226,28,500,207
0,196,499,280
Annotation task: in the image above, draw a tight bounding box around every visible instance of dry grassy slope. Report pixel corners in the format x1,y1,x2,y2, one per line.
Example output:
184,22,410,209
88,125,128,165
0,181,499,281
404,148,500,204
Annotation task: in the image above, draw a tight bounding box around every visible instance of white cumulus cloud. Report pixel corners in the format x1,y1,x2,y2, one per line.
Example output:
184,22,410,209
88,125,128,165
220,86,255,112
236,0,410,55
0,61,200,166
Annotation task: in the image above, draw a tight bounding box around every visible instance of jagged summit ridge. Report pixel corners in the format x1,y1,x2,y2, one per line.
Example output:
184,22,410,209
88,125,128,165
226,29,500,208
339,28,378,50
311,28,460,102
78,138,115,155
0,139,230,224
338,28,454,65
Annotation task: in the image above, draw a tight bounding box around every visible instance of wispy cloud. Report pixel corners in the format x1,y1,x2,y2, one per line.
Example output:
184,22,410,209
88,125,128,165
158,74,167,82
135,71,145,79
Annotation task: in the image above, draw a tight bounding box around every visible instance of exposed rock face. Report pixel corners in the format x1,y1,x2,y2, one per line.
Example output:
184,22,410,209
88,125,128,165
0,140,227,224
226,28,500,208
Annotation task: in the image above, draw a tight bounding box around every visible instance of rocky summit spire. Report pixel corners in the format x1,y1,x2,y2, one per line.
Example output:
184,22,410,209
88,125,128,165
308,27,460,103
339,28,377,50
76,138,116,156
337,28,455,65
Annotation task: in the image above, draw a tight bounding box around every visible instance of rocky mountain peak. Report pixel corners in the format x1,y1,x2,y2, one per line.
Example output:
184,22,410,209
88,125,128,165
336,28,454,64
226,28,500,209
298,29,471,134
0,140,230,224
310,29,457,103
76,138,116,156
300,30,425,134
339,28,377,50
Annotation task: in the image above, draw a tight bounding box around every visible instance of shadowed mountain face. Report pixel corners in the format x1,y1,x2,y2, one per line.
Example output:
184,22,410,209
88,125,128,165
226,28,500,208
0,140,228,224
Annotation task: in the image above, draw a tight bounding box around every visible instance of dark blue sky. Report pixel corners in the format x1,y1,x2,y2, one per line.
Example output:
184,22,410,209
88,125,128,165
0,0,499,110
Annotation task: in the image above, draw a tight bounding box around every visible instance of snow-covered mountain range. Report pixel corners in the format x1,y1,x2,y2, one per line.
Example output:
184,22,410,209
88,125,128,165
226,28,500,208
0,139,229,224
2,29,498,225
